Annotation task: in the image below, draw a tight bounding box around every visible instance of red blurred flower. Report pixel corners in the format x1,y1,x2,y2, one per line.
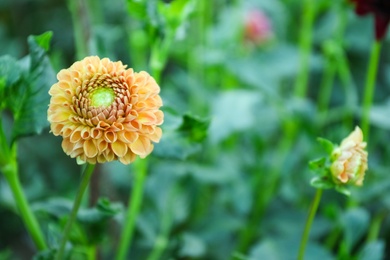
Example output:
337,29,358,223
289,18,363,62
351,0,390,40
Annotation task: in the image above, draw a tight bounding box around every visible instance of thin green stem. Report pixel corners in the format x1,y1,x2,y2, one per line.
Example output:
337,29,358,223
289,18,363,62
367,211,387,242
55,163,95,260
116,158,148,260
294,0,316,98
146,185,178,260
2,146,47,251
150,33,174,83
298,189,323,260
361,40,382,140
68,0,92,59
317,49,336,114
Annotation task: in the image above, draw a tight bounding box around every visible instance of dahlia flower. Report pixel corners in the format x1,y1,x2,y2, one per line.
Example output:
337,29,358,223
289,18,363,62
48,56,163,164
330,127,368,186
244,10,272,44
351,0,390,40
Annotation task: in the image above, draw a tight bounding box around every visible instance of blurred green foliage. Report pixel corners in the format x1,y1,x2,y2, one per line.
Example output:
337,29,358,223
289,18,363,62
1,0,390,259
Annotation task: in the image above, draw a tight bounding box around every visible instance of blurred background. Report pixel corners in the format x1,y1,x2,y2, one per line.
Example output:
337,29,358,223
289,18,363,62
1,0,390,259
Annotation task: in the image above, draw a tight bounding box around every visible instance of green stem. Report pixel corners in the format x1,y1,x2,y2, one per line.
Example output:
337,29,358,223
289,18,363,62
150,32,174,83
55,163,95,260
317,47,336,114
116,158,148,260
297,189,323,260
361,40,382,139
2,147,47,251
294,0,316,98
146,187,178,260
68,0,92,59
367,211,386,242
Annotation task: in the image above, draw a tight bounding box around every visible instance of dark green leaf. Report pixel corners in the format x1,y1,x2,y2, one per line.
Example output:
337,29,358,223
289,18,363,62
33,31,53,51
77,198,123,244
335,185,351,196
0,55,22,88
78,197,122,224
32,248,56,260
178,113,209,142
310,177,334,189
317,137,335,155
127,0,147,20
178,233,206,258
153,109,207,160
341,208,369,251
11,32,55,142
153,131,202,160
358,241,385,260
159,0,195,30
308,157,327,173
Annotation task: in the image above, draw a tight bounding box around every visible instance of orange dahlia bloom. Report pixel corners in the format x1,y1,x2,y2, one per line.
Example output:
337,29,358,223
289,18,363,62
330,126,368,186
48,56,163,164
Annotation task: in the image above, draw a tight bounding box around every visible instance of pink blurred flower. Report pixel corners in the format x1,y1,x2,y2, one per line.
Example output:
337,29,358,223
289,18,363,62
244,10,273,44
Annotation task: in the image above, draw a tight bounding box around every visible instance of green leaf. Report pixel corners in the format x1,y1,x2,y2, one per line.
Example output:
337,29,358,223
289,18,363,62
178,113,209,143
33,31,53,51
0,55,23,110
358,241,385,260
77,198,123,244
0,55,22,87
11,32,55,142
32,249,56,260
127,0,147,20
153,109,207,160
317,137,335,155
158,0,195,30
341,208,369,251
310,177,334,189
78,197,122,224
308,157,327,173
335,185,351,196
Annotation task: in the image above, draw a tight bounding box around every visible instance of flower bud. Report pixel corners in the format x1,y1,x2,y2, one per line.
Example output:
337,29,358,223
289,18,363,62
330,127,368,186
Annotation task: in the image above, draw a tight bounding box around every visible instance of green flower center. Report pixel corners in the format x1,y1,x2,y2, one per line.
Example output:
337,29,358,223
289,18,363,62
90,88,115,108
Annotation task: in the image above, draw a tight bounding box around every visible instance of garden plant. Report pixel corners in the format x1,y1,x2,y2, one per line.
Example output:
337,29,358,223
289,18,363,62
0,0,390,259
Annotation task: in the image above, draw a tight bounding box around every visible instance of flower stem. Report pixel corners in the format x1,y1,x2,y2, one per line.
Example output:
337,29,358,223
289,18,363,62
2,147,47,251
297,188,323,260
67,0,92,59
116,158,148,260
366,211,387,242
361,40,382,140
294,0,316,98
146,185,178,260
55,163,95,260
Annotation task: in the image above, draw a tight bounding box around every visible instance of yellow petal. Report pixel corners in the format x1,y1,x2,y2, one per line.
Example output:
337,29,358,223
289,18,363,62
111,141,128,157
119,151,136,165
83,139,98,158
118,131,138,143
104,131,117,143
48,111,72,122
130,136,150,156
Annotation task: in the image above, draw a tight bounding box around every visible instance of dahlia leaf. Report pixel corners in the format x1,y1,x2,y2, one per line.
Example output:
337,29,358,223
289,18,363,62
178,113,209,143
11,32,55,142
310,176,334,189
308,157,327,175
335,185,351,196
127,0,147,20
0,55,23,110
153,109,205,159
0,55,22,88
77,198,122,244
159,0,195,30
317,137,335,155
